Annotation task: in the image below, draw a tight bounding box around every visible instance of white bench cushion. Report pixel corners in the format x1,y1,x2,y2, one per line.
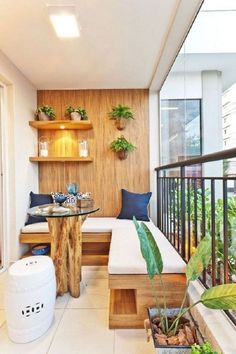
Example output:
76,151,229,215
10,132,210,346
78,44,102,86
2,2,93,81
21,217,186,275
21,217,135,234
108,221,186,274
82,217,136,232
21,222,49,233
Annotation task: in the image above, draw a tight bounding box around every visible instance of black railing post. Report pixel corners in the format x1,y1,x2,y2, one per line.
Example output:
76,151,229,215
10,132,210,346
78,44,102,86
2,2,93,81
177,178,180,251
156,170,161,228
194,178,198,248
223,179,229,284
163,171,166,235
181,166,186,259
211,179,216,286
173,178,176,245
187,178,191,260
201,178,206,284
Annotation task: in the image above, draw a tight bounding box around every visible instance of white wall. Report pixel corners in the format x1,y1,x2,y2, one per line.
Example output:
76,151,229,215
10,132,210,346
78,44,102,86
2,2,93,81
0,50,37,262
149,90,159,225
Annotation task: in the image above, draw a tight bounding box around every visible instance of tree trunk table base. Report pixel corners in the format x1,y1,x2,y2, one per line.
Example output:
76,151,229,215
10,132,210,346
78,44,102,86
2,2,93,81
48,215,84,297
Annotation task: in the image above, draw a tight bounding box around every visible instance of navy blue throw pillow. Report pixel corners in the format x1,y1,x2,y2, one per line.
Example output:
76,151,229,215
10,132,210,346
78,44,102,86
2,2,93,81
117,189,152,221
25,191,53,225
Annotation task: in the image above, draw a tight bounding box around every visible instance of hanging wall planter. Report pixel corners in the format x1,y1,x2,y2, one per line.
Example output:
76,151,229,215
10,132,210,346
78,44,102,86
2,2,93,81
108,104,134,130
110,135,135,160
115,118,127,131
117,150,128,160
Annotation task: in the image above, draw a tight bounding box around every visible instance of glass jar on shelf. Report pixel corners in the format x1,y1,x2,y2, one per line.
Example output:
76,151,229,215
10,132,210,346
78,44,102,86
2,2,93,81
78,140,89,158
38,136,50,157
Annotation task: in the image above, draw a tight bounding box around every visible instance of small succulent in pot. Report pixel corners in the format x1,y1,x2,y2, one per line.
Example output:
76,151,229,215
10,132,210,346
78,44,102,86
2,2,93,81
108,104,134,130
110,135,135,160
35,105,56,121
65,106,88,121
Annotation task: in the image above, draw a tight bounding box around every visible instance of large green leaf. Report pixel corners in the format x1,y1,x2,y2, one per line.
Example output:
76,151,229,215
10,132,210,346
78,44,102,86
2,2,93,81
186,236,211,282
201,284,236,309
133,217,163,279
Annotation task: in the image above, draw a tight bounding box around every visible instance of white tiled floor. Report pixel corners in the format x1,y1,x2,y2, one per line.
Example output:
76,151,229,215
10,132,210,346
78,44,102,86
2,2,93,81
0,266,155,354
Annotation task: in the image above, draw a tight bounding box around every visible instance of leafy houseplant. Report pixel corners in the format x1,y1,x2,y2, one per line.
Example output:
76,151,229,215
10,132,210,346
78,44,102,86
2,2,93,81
179,185,236,281
110,135,135,160
108,104,134,130
35,105,56,121
65,106,88,121
171,183,236,282
133,217,236,352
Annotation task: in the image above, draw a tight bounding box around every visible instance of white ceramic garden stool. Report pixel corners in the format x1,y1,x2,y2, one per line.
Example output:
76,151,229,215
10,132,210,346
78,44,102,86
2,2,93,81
5,256,56,343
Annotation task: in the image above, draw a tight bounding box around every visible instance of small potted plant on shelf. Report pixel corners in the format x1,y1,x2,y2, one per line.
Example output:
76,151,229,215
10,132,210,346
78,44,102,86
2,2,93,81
35,105,56,121
108,104,134,130
110,135,135,160
133,217,236,353
65,106,88,121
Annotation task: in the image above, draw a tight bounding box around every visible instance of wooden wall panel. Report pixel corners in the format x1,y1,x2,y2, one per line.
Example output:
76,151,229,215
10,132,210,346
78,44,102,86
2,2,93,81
37,89,149,216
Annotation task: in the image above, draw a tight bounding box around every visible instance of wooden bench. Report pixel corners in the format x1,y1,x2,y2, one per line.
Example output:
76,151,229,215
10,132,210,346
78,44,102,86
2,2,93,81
20,217,187,329
20,218,115,266
108,222,187,329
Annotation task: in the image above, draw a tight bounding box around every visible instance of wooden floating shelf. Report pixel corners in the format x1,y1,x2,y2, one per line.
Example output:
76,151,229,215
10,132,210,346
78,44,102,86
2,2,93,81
29,156,93,162
29,120,93,130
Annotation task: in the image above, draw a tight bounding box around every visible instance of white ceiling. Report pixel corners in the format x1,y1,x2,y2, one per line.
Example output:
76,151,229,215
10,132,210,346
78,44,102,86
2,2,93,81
0,0,202,89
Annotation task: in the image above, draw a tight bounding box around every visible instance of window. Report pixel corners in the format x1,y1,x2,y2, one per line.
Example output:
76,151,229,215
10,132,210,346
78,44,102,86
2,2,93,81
160,99,201,165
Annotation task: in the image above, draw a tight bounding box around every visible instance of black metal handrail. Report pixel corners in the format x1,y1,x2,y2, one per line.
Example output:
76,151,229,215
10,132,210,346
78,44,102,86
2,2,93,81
156,147,236,326
155,147,236,171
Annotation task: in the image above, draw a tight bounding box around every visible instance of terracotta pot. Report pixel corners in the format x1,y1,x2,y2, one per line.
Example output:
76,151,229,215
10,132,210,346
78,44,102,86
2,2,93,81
115,118,126,130
148,308,203,354
38,112,50,121
117,150,128,160
70,112,81,121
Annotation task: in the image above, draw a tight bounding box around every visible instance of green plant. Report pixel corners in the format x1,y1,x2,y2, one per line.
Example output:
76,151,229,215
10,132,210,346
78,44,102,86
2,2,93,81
65,106,88,120
191,341,218,354
133,217,236,337
173,183,236,279
109,104,134,120
35,105,55,120
110,135,135,152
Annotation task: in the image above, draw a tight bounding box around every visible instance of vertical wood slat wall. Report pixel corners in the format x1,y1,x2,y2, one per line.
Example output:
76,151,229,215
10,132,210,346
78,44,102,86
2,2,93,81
37,89,149,217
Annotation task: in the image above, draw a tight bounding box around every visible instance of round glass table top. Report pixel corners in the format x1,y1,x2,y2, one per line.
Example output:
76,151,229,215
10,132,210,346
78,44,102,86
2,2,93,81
28,203,99,218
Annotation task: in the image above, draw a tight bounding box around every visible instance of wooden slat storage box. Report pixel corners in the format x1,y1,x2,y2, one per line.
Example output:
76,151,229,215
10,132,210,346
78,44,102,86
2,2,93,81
77,199,94,208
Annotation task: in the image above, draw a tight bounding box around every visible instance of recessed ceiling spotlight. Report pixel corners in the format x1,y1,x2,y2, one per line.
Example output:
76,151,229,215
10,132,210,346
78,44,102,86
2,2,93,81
47,5,80,38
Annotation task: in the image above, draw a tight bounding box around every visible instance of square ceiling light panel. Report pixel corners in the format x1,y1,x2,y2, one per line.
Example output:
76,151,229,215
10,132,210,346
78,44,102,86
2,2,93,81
47,5,80,38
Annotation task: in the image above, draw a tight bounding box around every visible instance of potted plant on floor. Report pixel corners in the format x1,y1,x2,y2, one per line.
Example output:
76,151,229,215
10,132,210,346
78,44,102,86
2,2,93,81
133,217,236,353
110,135,135,160
108,104,134,130
35,105,56,121
65,106,88,121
